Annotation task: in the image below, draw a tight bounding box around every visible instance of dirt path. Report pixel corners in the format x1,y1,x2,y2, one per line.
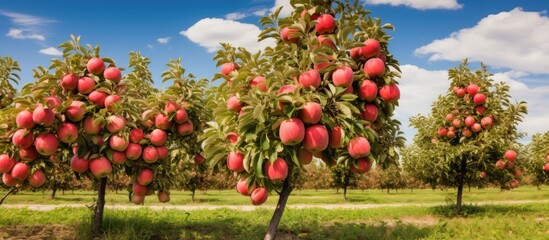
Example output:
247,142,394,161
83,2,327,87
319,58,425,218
3,199,549,211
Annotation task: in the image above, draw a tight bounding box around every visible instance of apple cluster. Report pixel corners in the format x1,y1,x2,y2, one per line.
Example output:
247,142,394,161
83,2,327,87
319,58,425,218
542,150,549,172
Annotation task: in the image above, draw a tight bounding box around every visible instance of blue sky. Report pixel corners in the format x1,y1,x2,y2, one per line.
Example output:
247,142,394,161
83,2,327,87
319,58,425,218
1,0,548,143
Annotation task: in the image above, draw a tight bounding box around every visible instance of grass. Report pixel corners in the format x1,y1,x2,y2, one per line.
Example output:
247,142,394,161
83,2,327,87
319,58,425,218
3,186,549,206
2,203,549,239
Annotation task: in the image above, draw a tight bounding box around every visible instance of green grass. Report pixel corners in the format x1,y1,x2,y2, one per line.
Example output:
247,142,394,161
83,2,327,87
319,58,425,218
4,186,549,206
2,203,549,239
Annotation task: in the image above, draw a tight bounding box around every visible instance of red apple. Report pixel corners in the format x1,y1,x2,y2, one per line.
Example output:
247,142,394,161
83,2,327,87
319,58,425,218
83,117,102,135
299,102,322,124
358,80,377,101
264,157,288,181
150,129,167,146
361,104,379,122
109,134,129,152
77,77,96,94
481,116,493,129
361,39,381,58
378,84,400,102
348,137,370,159
350,47,363,62
12,129,34,149
32,105,55,126
143,146,159,163
157,146,168,160
447,131,456,138
90,157,112,178
316,35,335,48
227,151,245,172
154,114,171,130
11,162,29,180
125,143,142,160
226,132,239,144
475,105,486,115
61,73,78,91
438,128,448,137
111,151,126,164
472,123,482,133
34,133,59,156
332,66,353,88
280,27,300,44
174,109,189,124
464,116,475,127
351,158,372,174
299,69,321,89
544,163,549,172
250,188,268,205
137,168,154,186
300,9,320,20
315,14,336,34
221,62,239,75
303,125,329,153
279,118,305,146
16,110,35,129
363,58,385,77
71,156,89,173
462,128,473,137
103,67,122,83
66,101,86,122
28,169,46,187
57,123,78,144
495,160,506,169
452,119,462,128
455,88,465,97
236,178,257,196
132,183,147,196
88,90,108,108
45,96,62,109
87,57,105,75
473,93,486,105
479,171,486,178
2,173,20,187
250,76,268,92
106,115,126,133
130,129,144,143
227,95,243,112
176,122,194,136
445,113,454,121
504,150,517,161
466,84,479,96
329,126,345,148
158,191,170,203
298,148,313,165
194,154,205,165
104,95,121,111
0,154,15,173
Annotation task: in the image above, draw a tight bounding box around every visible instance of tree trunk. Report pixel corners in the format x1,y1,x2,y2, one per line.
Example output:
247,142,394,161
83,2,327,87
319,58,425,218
191,189,196,202
456,157,467,213
0,188,15,205
91,177,107,239
387,188,389,194
51,186,58,199
264,168,293,240
343,176,349,202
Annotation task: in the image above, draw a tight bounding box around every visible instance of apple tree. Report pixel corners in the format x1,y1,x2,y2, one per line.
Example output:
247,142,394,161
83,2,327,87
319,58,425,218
0,56,20,110
406,60,527,213
524,131,549,187
201,0,404,238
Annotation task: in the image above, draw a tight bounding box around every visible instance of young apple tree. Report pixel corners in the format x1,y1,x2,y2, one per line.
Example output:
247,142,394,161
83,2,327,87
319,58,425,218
406,60,527,213
201,0,404,238
524,131,549,187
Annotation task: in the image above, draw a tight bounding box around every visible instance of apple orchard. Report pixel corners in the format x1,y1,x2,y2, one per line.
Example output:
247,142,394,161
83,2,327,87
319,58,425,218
0,0,535,239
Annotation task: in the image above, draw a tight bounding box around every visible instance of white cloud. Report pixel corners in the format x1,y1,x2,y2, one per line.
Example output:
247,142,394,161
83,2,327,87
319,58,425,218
147,44,154,49
253,8,269,16
38,47,62,56
225,12,248,20
271,0,293,17
415,8,549,74
157,37,171,44
180,18,275,53
6,28,45,41
364,0,462,10
0,10,55,27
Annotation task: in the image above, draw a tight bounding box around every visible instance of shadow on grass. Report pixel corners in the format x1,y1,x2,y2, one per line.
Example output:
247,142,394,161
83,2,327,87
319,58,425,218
429,204,538,217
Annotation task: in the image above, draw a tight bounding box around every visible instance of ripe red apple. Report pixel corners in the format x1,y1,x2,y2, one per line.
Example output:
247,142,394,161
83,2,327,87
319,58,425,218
77,77,96,94
378,84,400,102
0,154,15,173
103,67,122,83
131,194,145,204
107,115,126,133
452,119,462,128
90,157,111,178
12,129,34,149
510,180,520,189
45,96,62,109
348,137,370,159
158,191,170,203
315,14,336,34
467,84,479,96
57,123,78,144
157,146,168,160
351,158,372,174
332,66,353,87
363,58,385,77
250,188,268,205
174,109,188,124
455,88,465,97
194,154,205,164
361,104,379,122
303,125,329,153
462,128,473,137
358,80,377,101
11,162,29,180
125,143,142,160
221,62,239,75
279,118,305,146
70,155,88,173
163,101,178,114
153,114,170,130
464,116,475,127
61,73,78,91
2,173,20,187
544,163,549,172
472,123,482,133
504,150,517,161
475,105,486,115
495,160,506,169
445,113,454,121
82,117,101,135
344,85,354,94
227,151,245,172
32,105,55,126
150,129,167,146
473,93,487,105
299,69,321,89
16,110,35,129
264,157,288,181
298,148,313,165
227,95,243,112
132,183,147,196
481,116,493,129
361,39,381,58
137,168,154,186
87,57,105,74
129,129,144,143
300,9,320,20
176,122,194,136
350,47,363,62
109,134,129,152
299,102,322,124
316,35,335,48
226,132,239,144
104,95,121,111
88,91,108,108
329,126,345,148
447,130,456,138
515,169,522,177
66,101,86,122
143,146,159,163
111,151,126,164
280,27,300,44
236,178,257,196
437,128,448,137
478,171,486,178
250,75,268,92
28,169,46,187
34,133,59,156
